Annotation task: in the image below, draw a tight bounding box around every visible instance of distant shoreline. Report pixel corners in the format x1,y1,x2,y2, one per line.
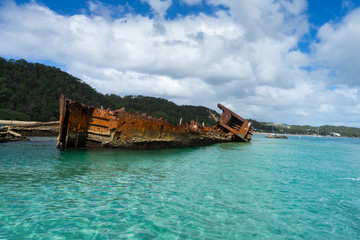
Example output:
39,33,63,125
255,131,318,136
254,131,359,139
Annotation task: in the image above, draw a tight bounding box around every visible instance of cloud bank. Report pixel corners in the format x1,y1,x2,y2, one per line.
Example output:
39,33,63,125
0,0,359,126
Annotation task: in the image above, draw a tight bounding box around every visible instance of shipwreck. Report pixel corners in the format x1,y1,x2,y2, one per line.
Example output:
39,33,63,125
56,95,253,149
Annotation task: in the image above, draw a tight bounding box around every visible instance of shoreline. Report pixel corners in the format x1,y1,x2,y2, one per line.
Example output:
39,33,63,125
254,131,359,139
1,121,358,139
254,131,320,137
0,120,41,125
0,120,59,137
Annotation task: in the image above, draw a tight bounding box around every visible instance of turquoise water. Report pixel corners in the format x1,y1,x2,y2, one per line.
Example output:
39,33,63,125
0,135,359,239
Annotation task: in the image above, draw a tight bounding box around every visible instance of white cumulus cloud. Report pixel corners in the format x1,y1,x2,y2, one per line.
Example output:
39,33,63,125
141,0,172,18
0,0,360,126
313,8,360,86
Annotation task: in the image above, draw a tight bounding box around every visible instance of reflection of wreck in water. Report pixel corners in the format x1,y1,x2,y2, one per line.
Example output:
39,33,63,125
57,95,253,149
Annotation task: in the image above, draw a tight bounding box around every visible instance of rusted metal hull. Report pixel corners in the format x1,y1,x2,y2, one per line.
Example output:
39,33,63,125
56,96,253,149
213,104,253,142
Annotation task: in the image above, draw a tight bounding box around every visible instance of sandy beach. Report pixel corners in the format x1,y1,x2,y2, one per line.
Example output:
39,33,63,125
0,120,41,126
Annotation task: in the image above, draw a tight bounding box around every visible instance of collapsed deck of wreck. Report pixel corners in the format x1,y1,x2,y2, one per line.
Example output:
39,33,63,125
57,95,253,149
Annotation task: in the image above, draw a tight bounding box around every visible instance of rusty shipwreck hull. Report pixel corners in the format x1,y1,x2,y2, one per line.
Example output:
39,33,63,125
56,96,253,149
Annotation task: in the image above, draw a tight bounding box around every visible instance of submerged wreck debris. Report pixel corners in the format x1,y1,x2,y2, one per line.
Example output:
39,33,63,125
0,127,29,143
266,134,288,139
56,95,253,149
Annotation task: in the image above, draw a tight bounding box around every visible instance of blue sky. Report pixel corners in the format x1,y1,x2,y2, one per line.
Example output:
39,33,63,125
1,0,360,126
13,0,358,24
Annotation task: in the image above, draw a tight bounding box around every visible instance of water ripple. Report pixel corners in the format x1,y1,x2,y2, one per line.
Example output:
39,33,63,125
0,136,360,239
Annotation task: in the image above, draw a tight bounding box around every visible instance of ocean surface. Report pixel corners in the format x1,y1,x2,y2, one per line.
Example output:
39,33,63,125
0,135,359,239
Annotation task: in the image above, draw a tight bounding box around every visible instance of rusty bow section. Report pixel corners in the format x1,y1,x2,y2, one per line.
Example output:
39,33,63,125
56,95,253,149
213,104,253,142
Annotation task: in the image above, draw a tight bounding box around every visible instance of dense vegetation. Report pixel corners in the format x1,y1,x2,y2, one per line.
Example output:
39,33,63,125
0,57,219,125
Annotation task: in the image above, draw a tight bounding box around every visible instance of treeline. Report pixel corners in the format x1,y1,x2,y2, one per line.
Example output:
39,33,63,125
250,119,360,138
284,125,360,138
0,57,219,125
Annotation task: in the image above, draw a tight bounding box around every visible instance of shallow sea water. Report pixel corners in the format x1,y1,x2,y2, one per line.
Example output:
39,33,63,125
0,135,359,239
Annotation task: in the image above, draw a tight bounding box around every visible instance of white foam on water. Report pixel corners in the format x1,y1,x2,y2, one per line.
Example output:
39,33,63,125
343,177,360,181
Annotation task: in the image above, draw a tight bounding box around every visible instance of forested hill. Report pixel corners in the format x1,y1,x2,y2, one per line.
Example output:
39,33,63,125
0,57,220,125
